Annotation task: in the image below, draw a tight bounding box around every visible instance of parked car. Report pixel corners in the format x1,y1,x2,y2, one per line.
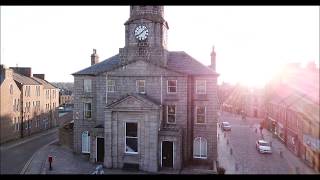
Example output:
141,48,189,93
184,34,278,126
256,140,272,154
221,122,231,131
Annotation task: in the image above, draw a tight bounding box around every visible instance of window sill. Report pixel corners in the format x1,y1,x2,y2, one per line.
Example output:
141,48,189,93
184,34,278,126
193,157,207,159
125,152,138,155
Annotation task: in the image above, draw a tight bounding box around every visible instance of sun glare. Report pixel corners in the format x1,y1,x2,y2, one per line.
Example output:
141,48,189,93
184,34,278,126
236,61,284,88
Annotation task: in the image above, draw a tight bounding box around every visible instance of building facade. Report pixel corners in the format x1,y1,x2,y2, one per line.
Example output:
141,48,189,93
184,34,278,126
0,65,59,144
264,63,320,172
72,6,219,172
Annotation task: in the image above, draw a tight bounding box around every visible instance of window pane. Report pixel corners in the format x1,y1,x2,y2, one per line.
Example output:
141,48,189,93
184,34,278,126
85,103,91,111
126,123,137,137
168,115,176,123
84,103,91,118
201,138,207,157
107,80,115,92
197,80,206,94
197,107,205,114
168,105,175,114
126,137,138,153
197,115,205,123
168,80,177,93
168,80,176,86
137,80,145,93
169,87,176,93
193,138,200,157
84,79,92,92
196,106,205,123
138,86,145,93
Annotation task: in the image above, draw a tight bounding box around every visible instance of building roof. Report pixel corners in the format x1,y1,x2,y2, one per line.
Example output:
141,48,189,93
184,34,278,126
13,72,40,85
32,76,57,89
289,96,320,123
73,51,218,76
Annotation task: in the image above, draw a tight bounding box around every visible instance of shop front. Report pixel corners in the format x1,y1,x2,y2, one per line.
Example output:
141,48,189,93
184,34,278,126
303,134,320,172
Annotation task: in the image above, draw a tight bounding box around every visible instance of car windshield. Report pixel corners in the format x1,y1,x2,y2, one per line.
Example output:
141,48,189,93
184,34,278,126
259,142,270,146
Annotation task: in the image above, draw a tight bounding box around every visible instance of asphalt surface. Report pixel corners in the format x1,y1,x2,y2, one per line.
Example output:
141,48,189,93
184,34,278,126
0,129,58,174
218,112,290,174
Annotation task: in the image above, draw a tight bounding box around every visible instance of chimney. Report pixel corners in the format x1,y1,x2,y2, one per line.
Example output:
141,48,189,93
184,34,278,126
33,74,45,80
10,67,32,77
210,46,216,71
91,49,99,66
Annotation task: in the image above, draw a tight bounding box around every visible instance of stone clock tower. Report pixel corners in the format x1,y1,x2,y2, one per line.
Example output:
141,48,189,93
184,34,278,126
119,6,169,67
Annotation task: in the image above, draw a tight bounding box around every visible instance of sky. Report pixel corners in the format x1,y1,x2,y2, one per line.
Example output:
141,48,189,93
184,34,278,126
1,6,319,88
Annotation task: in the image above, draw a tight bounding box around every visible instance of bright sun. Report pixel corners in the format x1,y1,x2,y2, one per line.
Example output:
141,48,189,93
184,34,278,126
225,61,284,88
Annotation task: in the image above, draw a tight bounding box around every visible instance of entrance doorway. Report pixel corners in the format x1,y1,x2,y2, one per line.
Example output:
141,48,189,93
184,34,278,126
162,141,173,168
96,137,104,162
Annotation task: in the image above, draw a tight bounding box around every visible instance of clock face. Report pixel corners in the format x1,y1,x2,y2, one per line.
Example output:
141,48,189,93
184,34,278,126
134,25,149,41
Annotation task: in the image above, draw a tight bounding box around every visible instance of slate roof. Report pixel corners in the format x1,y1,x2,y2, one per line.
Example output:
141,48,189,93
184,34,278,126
13,72,40,85
73,51,218,76
32,76,57,89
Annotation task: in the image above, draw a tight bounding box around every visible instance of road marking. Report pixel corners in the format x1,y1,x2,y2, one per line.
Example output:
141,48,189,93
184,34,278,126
20,139,58,174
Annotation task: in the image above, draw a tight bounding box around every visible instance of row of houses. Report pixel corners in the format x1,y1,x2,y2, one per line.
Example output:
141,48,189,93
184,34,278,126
264,62,320,172
219,83,265,118
0,65,60,144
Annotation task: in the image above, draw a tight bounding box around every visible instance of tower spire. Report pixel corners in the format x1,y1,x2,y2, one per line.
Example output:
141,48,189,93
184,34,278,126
210,45,216,71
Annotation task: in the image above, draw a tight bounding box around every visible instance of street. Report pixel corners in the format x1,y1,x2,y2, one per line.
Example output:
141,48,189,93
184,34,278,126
217,111,315,174
0,128,58,174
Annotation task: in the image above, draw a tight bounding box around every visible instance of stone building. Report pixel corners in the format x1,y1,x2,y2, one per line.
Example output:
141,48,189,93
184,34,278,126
59,89,73,106
0,65,59,143
72,6,219,172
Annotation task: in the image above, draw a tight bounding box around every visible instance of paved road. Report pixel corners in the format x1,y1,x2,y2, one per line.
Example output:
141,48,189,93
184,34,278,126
0,128,58,174
218,112,291,174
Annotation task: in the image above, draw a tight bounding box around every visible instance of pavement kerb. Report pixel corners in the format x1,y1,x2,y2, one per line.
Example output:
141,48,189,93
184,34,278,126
20,139,58,174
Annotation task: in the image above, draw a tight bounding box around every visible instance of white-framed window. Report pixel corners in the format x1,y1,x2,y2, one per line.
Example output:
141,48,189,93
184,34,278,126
167,80,177,93
84,79,92,93
36,86,40,96
13,117,16,131
196,80,206,94
28,86,31,97
81,131,90,153
17,117,20,131
84,103,92,119
196,106,206,124
136,80,145,94
17,99,20,111
125,122,138,154
107,79,116,92
193,137,207,159
167,105,176,124
13,99,16,111
10,84,13,95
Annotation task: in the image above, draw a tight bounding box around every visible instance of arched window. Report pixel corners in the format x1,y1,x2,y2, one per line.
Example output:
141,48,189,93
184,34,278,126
193,137,207,159
82,131,90,153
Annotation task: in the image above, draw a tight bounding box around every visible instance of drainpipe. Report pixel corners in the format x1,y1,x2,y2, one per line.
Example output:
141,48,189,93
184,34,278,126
160,76,163,105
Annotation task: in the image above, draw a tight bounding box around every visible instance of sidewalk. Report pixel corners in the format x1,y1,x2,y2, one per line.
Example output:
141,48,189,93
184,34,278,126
25,142,149,174
217,126,239,174
25,141,217,174
261,128,317,174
